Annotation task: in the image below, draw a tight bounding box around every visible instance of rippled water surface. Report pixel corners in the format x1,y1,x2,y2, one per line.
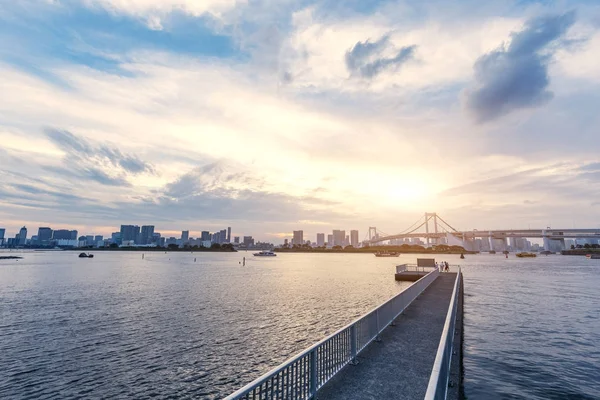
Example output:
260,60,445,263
1,251,599,399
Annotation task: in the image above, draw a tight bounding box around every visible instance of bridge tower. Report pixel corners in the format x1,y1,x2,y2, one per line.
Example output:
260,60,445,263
368,227,378,241
424,213,439,246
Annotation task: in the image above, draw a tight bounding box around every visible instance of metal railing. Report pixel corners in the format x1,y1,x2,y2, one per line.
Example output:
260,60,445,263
224,269,440,400
424,267,462,400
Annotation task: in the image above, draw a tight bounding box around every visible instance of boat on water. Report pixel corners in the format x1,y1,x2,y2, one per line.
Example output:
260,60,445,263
78,253,94,258
375,252,400,257
253,251,276,257
586,254,600,259
460,253,465,259
516,252,536,258
489,250,496,254
539,250,554,255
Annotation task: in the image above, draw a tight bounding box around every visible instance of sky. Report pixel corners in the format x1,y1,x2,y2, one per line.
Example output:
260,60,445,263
1,0,600,242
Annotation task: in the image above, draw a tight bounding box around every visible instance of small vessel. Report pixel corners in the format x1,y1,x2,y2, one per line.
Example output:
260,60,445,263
375,251,400,257
460,253,465,259
586,254,600,259
253,251,276,257
516,252,536,258
540,250,553,255
78,253,94,258
489,250,496,254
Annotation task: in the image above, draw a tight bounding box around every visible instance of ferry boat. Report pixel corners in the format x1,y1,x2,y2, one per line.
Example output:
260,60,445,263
253,251,277,257
586,254,600,259
78,253,94,258
516,252,536,258
375,251,400,257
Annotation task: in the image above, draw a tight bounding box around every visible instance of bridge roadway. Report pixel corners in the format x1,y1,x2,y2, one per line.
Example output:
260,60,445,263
317,273,458,400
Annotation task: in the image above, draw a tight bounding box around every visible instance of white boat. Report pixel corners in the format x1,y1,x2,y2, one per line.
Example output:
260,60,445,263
253,251,277,257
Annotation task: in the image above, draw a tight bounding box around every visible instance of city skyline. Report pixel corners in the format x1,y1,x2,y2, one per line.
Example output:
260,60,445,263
1,2,600,237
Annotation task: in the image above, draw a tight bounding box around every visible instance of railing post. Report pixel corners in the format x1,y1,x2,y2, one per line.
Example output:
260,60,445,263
375,309,381,342
350,324,358,365
310,349,317,398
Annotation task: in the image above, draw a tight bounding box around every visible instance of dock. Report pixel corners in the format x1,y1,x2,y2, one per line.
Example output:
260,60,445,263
225,268,463,400
317,273,459,400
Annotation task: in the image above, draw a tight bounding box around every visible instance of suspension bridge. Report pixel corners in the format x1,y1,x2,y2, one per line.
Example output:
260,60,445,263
366,212,600,252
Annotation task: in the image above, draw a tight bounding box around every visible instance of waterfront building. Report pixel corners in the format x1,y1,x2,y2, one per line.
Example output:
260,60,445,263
140,225,155,245
227,227,231,243
293,230,304,246
317,233,325,247
332,230,345,247
350,230,359,247
243,236,254,246
284,238,289,246
0,228,4,246
120,225,140,244
181,230,189,244
234,236,240,244
37,227,53,246
201,231,211,241
220,229,227,244
327,234,334,248
18,226,27,246
53,229,78,240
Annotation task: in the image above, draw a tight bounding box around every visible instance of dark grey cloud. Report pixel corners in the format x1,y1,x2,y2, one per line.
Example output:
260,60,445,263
465,11,576,122
45,128,155,175
43,128,154,186
345,35,416,79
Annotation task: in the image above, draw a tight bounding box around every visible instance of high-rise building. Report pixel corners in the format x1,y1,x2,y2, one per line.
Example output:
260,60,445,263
53,229,78,240
234,236,240,244
140,225,155,245
220,229,227,244
94,235,103,242
201,231,210,241
284,238,289,246
37,227,53,246
293,230,304,246
317,233,325,247
18,226,27,246
332,230,345,247
86,235,94,246
0,228,5,246
350,230,359,247
227,227,231,243
327,234,333,247
120,225,140,243
181,230,189,244
345,235,350,247
243,236,254,246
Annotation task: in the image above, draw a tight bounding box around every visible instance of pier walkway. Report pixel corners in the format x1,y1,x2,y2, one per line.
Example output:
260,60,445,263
317,273,458,400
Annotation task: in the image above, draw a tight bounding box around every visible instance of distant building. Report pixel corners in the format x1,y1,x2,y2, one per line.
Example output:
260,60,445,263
37,227,53,246
111,232,121,244
234,236,240,244
316,233,325,247
201,231,211,241
350,230,359,247
120,225,140,244
345,235,350,247
0,228,5,246
243,236,254,246
86,235,94,246
293,230,304,246
227,227,231,243
181,230,189,244
140,225,155,245
53,229,78,241
327,234,334,248
18,226,27,246
284,238,289,246
332,230,345,247
220,229,227,244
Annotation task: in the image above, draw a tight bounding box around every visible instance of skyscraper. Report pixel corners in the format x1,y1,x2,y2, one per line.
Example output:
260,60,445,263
234,236,240,244
332,230,345,247
37,227,53,246
181,230,189,244
227,227,231,243
201,231,210,241
327,234,333,247
317,233,325,247
220,229,227,244
293,230,304,246
140,225,155,245
120,225,140,243
53,229,78,240
18,226,27,246
350,230,359,247
0,228,5,245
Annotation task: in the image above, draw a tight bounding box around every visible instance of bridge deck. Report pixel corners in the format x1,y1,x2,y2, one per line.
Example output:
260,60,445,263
317,273,457,400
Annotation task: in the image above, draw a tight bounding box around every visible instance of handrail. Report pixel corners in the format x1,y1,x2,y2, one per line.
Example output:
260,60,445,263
424,267,461,400
224,269,440,400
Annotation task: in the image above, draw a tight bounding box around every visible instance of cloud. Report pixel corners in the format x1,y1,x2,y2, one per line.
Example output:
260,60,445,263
464,11,577,122
345,35,417,79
